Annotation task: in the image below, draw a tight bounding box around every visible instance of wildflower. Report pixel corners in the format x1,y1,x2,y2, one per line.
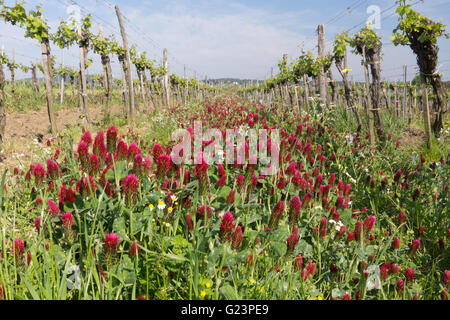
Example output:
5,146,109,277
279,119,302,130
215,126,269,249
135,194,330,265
288,195,301,227
442,288,448,300
342,293,351,300
106,126,119,153
77,140,90,170
398,211,406,225
128,142,141,161
14,238,25,263
232,226,243,250
195,154,210,196
393,236,400,249
409,239,420,255
302,193,312,208
46,159,59,180
200,291,206,298
347,232,354,242
61,212,74,227
47,199,61,218
104,233,119,265
396,279,404,293
286,162,296,176
92,131,107,162
354,221,362,241
156,154,172,180
81,130,92,146
89,154,99,176
363,216,376,235
197,205,212,220
61,212,75,243
226,189,236,205
152,144,164,163
121,174,139,206
143,155,153,175
391,264,400,274
380,266,388,281
218,164,226,177
129,240,140,257
335,195,345,209
268,201,285,230
418,225,424,237
157,200,166,210
219,211,235,243
294,254,303,271
116,140,129,161
33,163,46,186
133,153,144,177
34,217,42,232
334,224,347,242
405,268,415,284
291,171,302,189
444,270,450,286
286,227,299,256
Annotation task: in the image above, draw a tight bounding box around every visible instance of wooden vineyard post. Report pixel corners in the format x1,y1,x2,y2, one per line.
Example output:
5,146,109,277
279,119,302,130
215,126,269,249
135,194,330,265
10,48,15,94
0,48,5,155
421,75,432,149
119,57,130,117
294,85,300,113
362,46,376,147
115,4,135,122
317,24,327,107
60,49,65,106
31,63,39,94
98,24,113,123
403,65,407,121
163,48,170,109
388,82,391,108
183,64,188,105
78,27,89,122
41,39,57,133
394,85,399,117
303,74,309,110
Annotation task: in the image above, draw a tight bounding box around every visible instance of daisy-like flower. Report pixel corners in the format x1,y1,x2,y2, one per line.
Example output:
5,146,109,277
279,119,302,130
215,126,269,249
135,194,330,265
329,220,345,232
157,200,166,210
149,204,154,211
170,195,178,202
168,207,174,213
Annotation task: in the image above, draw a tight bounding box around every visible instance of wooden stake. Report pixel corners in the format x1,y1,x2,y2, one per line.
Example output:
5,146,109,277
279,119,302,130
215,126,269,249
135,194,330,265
115,4,135,121
421,75,432,149
317,24,327,107
41,39,57,133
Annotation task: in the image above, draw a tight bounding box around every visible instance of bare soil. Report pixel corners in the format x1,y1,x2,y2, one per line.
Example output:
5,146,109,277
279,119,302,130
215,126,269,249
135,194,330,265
0,105,123,171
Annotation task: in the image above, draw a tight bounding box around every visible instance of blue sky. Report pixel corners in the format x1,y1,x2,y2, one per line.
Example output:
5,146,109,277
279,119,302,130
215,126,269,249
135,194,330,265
1,0,449,81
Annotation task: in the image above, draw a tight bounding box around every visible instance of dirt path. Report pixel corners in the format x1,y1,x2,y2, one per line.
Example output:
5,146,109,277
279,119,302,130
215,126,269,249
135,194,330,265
1,105,123,171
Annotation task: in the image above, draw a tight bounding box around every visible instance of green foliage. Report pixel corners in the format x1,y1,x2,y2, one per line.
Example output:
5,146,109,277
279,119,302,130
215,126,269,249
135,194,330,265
333,32,350,60
52,14,92,49
1,3,50,42
391,0,449,46
350,24,382,55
